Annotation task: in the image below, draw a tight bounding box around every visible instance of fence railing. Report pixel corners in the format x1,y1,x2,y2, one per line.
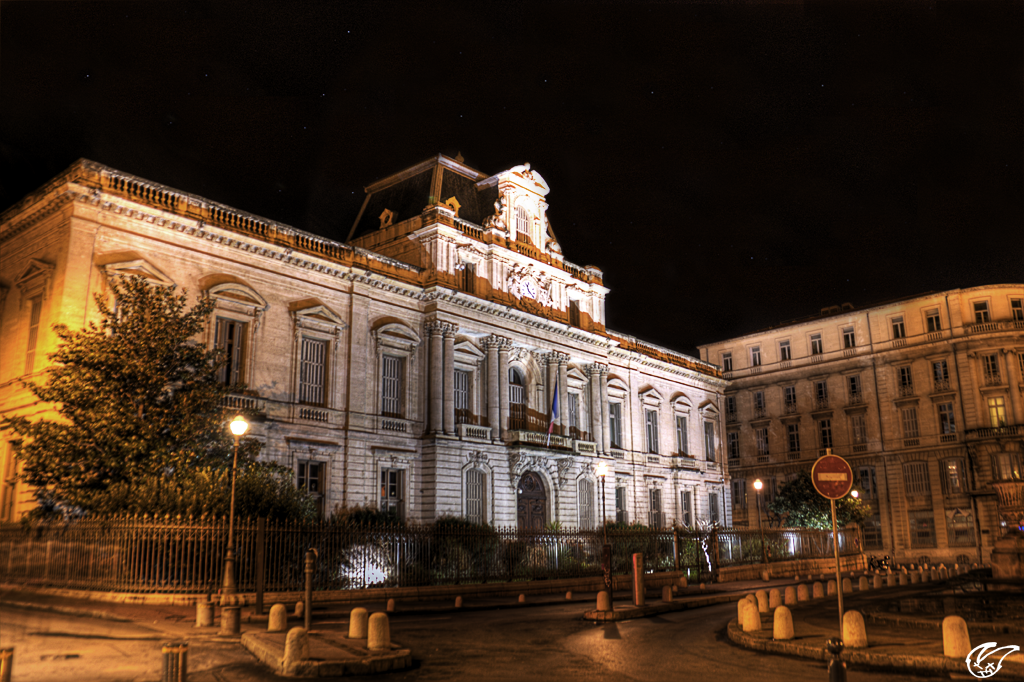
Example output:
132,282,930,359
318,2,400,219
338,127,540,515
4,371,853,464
0,516,860,594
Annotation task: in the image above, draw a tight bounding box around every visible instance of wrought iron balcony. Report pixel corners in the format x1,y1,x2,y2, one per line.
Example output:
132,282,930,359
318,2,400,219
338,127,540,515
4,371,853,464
753,406,767,419
966,424,1023,441
933,378,951,392
784,401,798,414
814,396,830,410
983,371,1002,387
897,384,915,398
848,391,864,405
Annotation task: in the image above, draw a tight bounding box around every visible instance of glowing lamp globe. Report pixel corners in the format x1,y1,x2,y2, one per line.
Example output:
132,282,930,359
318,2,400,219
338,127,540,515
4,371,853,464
229,415,249,437
595,462,608,478
753,479,763,491
851,490,859,498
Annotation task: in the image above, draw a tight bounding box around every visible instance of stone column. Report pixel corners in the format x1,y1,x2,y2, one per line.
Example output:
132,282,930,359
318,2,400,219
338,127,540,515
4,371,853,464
499,342,510,440
559,356,569,437
486,336,502,436
427,321,444,434
443,323,458,435
600,366,610,453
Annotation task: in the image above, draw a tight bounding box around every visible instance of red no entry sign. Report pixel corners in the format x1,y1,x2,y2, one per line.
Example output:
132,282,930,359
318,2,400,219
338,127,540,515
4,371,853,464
811,453,854,499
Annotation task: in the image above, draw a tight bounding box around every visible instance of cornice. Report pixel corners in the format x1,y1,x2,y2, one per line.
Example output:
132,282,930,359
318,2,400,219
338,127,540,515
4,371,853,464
0,189,76,244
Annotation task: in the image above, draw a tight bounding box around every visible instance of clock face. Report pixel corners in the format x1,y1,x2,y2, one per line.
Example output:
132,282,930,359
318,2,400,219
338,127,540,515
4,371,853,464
523,279,537,299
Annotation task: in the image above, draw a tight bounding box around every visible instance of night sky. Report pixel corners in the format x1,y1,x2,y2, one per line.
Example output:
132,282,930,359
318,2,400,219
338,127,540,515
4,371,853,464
2,2,1021,357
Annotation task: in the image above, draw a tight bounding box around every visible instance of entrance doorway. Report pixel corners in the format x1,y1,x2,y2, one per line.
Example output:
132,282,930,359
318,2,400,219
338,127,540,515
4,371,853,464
517,471,547,530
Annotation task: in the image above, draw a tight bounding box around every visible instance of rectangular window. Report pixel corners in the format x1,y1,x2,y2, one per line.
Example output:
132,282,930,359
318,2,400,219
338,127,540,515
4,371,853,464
943,459,965,495
578,478,595,529
938,402,956,435
843,327,856,349
784,386,797,409
0,442,17,522
779,340,791,361
982,354,1000,384
973,301,990,323
708,492,720,525
750,346,761,367
680,490,692,527
988,397,1007,428
857,466,877,499
810,333,823,355
763,478,777,505
904,461,930,495
755,427,769,461
753,391,765,416
645,409,659,454
569,300,581,327
704,421,716,462
568,392,581,437
722,352,732,372
299,337,328,405
648,488,663,528
1012,298,1024,322
461,263,476,294
891,316,906,339
466,468,486,524
851,413,867,444
863,515,883,549
901,407,920,439
24,295,42,375
731,480,746,509
609,402,623,449
933,360,949,388
455,369,471,425
818,419,833,451
899,365,914,389
381,355,405,418
947,510,975,547
725,395,736,416
615,486,627,524
676,415,688,455
787,423,800,454
380,468,404,520
847,375,861,401
908,510,936,548
815,380,828,408
727,431,739,459
925,308,941,332
215,317,248,386
298,460,325,518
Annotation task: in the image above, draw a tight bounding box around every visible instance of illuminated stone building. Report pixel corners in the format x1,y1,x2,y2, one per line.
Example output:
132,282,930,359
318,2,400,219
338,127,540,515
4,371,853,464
0,156,729,528
698,287,1024,565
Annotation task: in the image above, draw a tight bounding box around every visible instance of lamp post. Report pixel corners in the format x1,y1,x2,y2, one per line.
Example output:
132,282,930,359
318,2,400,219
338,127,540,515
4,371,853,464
596,461,612,593
753,479,768,568
221,414,249,605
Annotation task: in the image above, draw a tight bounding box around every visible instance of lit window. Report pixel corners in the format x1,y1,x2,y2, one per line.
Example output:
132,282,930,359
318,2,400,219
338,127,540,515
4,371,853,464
988,397,1007,428
943,459,965,495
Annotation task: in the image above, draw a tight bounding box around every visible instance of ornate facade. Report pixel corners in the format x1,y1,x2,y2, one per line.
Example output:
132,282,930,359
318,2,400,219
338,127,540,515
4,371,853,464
0,155,729,529
698,287,1024,564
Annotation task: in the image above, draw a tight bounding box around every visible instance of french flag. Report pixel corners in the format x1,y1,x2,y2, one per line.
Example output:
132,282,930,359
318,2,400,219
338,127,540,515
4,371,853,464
546,378,559,446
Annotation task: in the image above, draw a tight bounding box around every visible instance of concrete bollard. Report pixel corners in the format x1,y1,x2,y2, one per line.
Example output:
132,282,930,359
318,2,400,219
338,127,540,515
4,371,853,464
760,569,771,582
910,571,921,584
294,600,304,618
348,607,368,639
268,604,288,633
773,605,795,641
518,594,526,604
827,580,837,596
943,615,972,658
812,581,824,599
284,627,310,670
858,576,870,591
784,586,797,605
872,574,882,589
699,582,706,591
755,590,769,613
565,591,572,600
219,606,240,636
797,584,810,601
842,577,853,593
843,610,868,648
899,572,908,586
740,599,761,632
678,576,688,589
768,588,782,609
744,593,757,607
386,598,396,612
887,573,896,587
161,641,188,682
662,586,673,603
196,601,215,628
902,566,908,574
456,596,464,608
597,591,612,612
737,598,749,621
367,613,390,651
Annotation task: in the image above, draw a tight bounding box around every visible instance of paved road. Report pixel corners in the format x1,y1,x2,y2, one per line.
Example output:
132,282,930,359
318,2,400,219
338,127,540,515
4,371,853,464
2,600,940,682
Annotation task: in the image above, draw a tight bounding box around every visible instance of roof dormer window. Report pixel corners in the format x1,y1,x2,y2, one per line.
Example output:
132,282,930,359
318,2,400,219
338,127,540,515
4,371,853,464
515,205,530,243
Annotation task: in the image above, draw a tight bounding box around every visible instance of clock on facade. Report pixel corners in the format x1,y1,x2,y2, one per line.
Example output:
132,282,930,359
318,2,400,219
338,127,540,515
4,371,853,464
523,279,537,299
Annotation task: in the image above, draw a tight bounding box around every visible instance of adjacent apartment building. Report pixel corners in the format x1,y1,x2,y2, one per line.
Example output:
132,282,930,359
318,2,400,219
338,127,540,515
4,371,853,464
699,287,1024,565
0,156,730,528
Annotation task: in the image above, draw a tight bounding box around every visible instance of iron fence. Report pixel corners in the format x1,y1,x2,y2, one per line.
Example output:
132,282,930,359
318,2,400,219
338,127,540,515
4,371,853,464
0,516,859,594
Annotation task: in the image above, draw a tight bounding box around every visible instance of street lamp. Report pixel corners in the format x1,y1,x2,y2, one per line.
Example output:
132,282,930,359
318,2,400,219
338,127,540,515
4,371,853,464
851,490,859,499
753,479,768,568
595,461,612,593
221,414,249,605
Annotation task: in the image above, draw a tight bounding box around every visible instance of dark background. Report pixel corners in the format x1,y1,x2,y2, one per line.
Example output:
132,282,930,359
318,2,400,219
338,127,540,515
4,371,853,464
2,1,1021,356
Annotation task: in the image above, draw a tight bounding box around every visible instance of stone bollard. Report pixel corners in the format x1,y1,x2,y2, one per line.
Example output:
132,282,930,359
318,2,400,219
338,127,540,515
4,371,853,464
662,586,673,603
760,569,771,582
797,584,810,601
843,610,868,648
858,576,870,591
768,588,782,609
902,566,908,574
773,605,795,641
737,598,749,621
456,596,464,608
699,582,706,591
740,599,761,632
268,604,288,633
348,607,368,639
744,594,757,607
943,615,972,658
597,591,612,612
842,577,853,593
872,574,882,590
812,581,824,599
294,600,304,618
196,601,215,628
678,576,688,589
386,598,396,612
755,590,769,613
518,594,526,604
565,591,572,601
827,580,837,596
899,573,908,586
910,571,920,584
367,613,390,651
161,641,188,682
284,627,310,672
784,586,797,605
887,573,896,588
219,606,240,636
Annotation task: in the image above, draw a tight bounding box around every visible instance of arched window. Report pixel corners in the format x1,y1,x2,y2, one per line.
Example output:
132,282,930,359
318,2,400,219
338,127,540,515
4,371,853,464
578,478,595,529
509,367,526,430
515,206,530,243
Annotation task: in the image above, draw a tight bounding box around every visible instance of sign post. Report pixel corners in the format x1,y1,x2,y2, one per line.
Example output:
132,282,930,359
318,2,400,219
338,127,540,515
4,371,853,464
811,451,854,641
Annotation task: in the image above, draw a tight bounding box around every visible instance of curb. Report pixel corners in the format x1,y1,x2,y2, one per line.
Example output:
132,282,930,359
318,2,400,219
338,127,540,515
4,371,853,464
584,592,743,621
2,599,132,622
865,610,1024,636
241,631,412,677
